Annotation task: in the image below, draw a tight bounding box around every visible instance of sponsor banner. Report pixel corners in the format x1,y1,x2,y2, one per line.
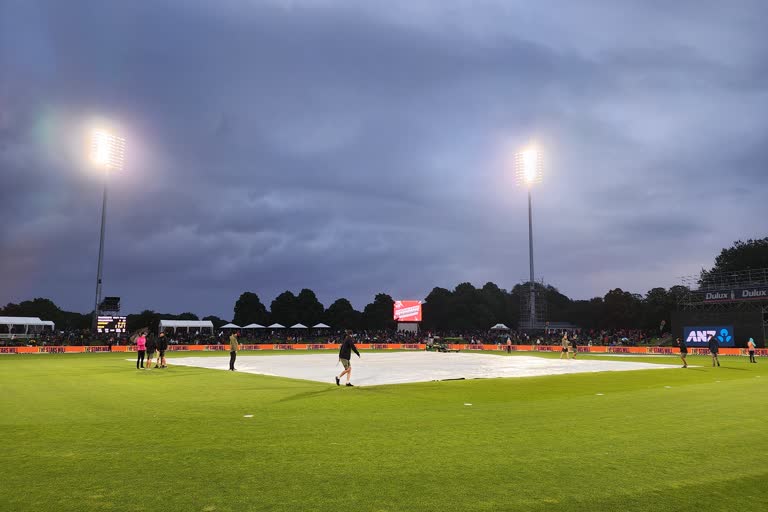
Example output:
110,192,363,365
647,347,675,355
703,286,768,303
41,346,65,353
608,347,631,354
85,346,111,353
683,326,735,347
393,301,423,322
307,344,327,350
273,344,294,350
371,344,389,350
168,345,189,351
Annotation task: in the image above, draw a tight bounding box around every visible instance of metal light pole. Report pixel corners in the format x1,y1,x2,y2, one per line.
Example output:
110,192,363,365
515,149,543,330
90,130,125,331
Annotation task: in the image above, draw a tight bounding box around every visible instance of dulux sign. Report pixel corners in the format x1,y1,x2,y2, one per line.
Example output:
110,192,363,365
683,325,735,347
704,287,768,302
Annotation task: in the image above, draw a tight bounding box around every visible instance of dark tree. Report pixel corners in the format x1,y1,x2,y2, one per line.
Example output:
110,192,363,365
233,292,269,327
421,287,453,330
295,289,324,327
126,310,161,333
324,298,362,330
362,293,396,330
602,289,642,329
270,291,298,326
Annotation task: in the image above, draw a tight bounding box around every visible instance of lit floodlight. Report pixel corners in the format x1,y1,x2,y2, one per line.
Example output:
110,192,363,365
89,128,126,333
514,149,543,186
91,130,126,171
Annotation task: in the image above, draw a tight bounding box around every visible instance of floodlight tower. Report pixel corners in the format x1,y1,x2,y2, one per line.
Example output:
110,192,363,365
514,149,543,329
90,130,126,330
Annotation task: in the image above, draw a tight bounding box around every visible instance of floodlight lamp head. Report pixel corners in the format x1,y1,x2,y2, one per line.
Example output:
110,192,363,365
514,149,543,187
91,130,126,171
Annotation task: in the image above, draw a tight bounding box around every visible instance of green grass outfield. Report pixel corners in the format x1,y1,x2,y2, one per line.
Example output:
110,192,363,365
1,351,766,512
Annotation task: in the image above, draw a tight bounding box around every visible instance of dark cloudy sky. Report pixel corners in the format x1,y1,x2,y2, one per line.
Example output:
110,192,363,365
2,0,767,319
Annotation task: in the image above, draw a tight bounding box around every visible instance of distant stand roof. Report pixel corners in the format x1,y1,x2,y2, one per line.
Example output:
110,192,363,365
0,316,50,326
158,320,214,329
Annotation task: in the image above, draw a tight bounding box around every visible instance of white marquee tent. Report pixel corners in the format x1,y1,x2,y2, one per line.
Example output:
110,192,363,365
290,323,308,329
0,316,55,337
312,323,330,329
242,323,265,329
221,323,240,329
490,323,510,331
268,323,285,329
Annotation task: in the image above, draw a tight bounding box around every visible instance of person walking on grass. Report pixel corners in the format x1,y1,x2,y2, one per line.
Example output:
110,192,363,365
747,338,757,363
229,331,239,371
571,336,578,359
145,333,157,369
708,334,720,367
560,333,569,360
156,332,168,368
677,337,688,368
136,332,147,369
335,331,360,386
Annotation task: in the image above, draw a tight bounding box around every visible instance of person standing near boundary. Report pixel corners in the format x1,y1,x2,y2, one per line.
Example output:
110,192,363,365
136,332,147,369
506,336,512,354
335,331,360,386
560,333,569,360
677,337,688,368
708,334,720,367
157,332,168,368
571,336,578,359
145,333,157,369
747,338,757,363
229,331,239,371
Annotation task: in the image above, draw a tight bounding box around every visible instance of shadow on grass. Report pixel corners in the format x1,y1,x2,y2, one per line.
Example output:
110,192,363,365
275,387,338,403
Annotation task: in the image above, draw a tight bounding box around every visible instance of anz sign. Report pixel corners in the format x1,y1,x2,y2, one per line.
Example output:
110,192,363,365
683,326,735,347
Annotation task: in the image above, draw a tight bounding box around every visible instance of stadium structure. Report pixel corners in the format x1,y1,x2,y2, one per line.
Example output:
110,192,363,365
674,268,768,347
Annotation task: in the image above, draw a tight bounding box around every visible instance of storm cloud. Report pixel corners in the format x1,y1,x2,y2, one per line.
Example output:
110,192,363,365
2,0,767,317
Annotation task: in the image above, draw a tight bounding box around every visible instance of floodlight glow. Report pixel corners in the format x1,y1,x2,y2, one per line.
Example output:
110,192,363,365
91,130,126,171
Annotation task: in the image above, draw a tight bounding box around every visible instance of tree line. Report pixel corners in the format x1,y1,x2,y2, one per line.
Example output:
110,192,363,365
2,237,765,333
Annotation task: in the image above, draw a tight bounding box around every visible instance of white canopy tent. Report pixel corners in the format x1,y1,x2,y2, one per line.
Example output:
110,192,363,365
312,323,330,329
242,323,265,329
158,319,214,334
290,323,308,329
490,323,510,331
268,323,285,329
0,316,55,337
221,323,240,329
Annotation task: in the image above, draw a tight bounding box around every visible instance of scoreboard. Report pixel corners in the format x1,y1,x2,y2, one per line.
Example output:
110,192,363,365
97,316,127,334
